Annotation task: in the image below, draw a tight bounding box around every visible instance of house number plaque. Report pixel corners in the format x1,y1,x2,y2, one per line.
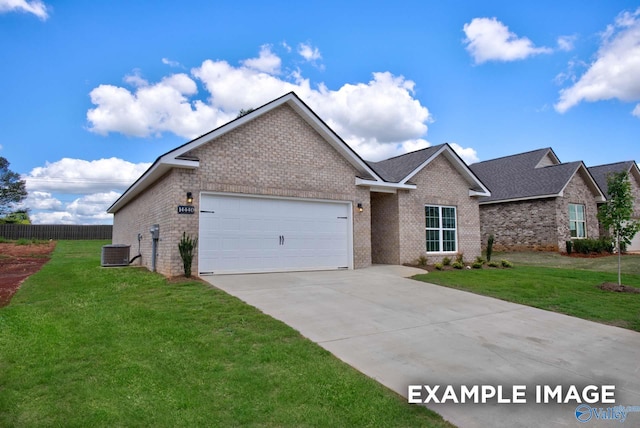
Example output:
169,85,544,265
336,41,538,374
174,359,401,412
177,205,195,214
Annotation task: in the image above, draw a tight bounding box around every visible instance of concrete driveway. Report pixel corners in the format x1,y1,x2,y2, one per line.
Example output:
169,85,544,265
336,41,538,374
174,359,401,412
204,265,640,428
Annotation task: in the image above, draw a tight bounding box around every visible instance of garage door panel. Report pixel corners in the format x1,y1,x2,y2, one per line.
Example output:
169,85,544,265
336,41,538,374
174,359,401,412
199,194,351,274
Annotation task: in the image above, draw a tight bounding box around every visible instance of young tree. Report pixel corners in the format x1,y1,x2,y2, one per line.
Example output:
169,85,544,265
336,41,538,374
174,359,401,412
0,157,27,216
597,171,640,285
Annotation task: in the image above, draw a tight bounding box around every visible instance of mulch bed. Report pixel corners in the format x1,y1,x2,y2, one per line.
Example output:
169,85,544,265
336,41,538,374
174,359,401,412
0,241,56,307
599,282,640,294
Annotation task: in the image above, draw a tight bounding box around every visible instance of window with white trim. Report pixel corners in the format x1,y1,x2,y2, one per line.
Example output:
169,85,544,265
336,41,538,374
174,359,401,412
425,205,457,252
569,203,586,238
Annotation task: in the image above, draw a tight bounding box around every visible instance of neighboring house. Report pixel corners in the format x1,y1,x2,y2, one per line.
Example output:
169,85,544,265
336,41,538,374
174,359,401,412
588,161,640,252
469,148,606,252
108,92,490,276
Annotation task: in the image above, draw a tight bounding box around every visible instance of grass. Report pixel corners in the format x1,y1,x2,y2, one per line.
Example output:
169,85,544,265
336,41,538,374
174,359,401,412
413,254,640,332
495,251,640,275
0,241,451,427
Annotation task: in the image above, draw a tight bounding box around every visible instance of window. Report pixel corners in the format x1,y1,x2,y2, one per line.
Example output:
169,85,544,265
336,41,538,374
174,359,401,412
569,204,586,238
425,205,457,252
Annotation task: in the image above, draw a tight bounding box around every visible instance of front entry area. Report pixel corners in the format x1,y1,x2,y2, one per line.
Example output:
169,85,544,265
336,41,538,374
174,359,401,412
198,193,352,274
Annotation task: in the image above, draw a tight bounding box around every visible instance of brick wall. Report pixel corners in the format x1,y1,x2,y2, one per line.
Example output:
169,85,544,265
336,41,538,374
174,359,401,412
396,154,482,264
478,169,601,252
631,171,640,219
113,103,371,276
370,192,400,264
479,199,559,251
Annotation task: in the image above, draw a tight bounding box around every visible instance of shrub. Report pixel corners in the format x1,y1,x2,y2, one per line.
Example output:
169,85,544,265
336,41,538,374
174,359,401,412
486,234,494,262
442,257,451,266
501,259,513,268
472,261,483,269
417,255,428,267
488,261,500,268
452,261,464,269
565,240,573,255
455,253,464,264
434,262,444,270
475,256,485,264
571,237,614,255
178,232,198,278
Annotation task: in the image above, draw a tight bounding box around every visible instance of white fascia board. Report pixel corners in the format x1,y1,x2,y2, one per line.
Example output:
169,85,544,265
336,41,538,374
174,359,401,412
161,157,200,169
469,189,491,197
355,177,416,191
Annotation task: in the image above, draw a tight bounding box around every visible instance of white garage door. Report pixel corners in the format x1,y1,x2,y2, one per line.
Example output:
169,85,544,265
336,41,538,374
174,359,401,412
198,194,352,274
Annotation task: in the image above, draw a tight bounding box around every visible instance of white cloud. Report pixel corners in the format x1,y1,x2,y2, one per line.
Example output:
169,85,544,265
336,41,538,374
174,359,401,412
87,45,472,163
28,191,119,225
23,158,149,225
87,73,222,138
449,143,480,164
633,104,640,118
557,35,577,52
241,44,282,74
298,43,322,61
25,191,62,210
555,8,640,115
24,157,151,194
0,0,48,20
463,17,552,64
162,57,182,68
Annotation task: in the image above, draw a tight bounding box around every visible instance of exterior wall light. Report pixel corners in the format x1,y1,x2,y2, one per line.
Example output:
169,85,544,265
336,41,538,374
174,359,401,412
357,203,363,213
186,192,193,204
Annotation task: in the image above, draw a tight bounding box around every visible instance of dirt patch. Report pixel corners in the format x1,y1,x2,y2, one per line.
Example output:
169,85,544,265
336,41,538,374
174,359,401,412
0,241,56,307
599,282,640,294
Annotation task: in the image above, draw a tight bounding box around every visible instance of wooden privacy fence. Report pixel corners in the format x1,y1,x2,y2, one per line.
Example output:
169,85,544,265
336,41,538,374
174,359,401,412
0,225,113,240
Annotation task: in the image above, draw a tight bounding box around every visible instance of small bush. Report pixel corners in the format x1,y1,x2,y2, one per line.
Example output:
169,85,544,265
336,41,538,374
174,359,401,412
417,255,428,267
434,262,444,270
475,256,485,264
572,237,614,255
486,234,494,262
455,253,464,264
488,261,500,268
472,261,483,269
16,238,31,245
442,257,451,266
452,261,464,269
565,240,573,255
0,236,10,243
501,259,513,268
178,232,198,278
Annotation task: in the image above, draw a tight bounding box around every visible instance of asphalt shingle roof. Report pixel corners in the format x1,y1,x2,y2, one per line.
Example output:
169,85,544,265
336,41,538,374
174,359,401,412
366,145,444,183
469,148,583,203
588,161,635,197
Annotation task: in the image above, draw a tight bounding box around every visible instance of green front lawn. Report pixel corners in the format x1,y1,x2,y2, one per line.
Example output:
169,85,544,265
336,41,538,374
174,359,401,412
413,264,640,332
0,241,451,427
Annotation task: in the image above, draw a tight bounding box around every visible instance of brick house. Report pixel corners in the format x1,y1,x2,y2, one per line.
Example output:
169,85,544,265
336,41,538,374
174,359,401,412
588,161,640,252
108,92,490,276
469,148,605,251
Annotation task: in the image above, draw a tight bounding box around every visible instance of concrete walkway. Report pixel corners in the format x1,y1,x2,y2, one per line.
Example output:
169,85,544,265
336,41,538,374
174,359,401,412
204,265,640,428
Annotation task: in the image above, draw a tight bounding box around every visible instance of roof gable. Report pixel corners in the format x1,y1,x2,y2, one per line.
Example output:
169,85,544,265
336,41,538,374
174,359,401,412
588,161,640,198
366,143,490,196
470,148,605,204
108,92,383,213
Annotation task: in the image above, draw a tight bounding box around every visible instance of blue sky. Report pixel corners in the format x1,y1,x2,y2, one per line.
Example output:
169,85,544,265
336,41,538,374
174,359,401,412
1,0,639,224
